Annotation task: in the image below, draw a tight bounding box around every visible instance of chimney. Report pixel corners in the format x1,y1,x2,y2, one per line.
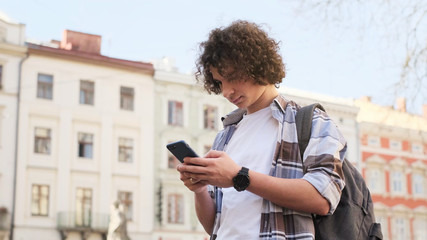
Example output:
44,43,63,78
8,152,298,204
396,97,406,112
361,96,372,102
60,30,101,54
423,104,427,119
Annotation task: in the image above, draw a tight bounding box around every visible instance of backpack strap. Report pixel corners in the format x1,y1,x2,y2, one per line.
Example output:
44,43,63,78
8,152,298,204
295,103,325,160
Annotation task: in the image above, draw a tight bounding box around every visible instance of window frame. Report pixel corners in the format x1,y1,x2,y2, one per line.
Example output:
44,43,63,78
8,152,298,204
203,104,218,130
118,137,133,163
390,139,402,151
118,191,133,221
391,171,406,194
34,127,51,154
412,173,425,197
79,80,95,105
75,187,92,227
31,184,49,216
393,217,408,240
167,100,183,126
367,135,380,147
167,193,184,224
368,168,384,194
37,73,53,100
120,86,134,111
78,132,94,159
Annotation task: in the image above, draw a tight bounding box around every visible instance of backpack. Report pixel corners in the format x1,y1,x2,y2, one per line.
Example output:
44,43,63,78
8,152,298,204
295,103,383,240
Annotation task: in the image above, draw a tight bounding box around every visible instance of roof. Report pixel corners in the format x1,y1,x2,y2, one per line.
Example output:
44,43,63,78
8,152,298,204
27,43,154,75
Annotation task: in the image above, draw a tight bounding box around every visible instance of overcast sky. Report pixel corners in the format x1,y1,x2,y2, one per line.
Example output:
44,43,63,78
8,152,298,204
2,0,423,114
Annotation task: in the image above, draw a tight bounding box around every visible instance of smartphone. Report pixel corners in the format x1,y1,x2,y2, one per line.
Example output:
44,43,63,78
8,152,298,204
166,140,199,163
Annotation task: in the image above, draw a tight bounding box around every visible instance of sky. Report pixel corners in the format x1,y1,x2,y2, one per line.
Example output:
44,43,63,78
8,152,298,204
1,0,424,114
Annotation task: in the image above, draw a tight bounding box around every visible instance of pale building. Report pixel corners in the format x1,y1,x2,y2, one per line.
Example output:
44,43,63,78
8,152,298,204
0,12,26,240
13,30,155,240
152,59,234,240
356,97,427,240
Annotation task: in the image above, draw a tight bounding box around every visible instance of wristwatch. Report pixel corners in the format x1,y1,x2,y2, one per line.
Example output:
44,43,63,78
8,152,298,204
233,167,250,192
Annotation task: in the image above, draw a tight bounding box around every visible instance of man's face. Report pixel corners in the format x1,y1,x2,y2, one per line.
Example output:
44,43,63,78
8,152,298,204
210,67,269,113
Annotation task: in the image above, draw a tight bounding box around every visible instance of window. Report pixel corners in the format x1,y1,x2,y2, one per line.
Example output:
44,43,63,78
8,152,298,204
120,87,134,111
78,133,93,158
31,184,49,216
80,80,94,105
37,73,53,99
414,218,427,240
413,173,424,196
393,218,408,240
390,139,402,150
76,188,92,227
412,143,423,154
118,137,133,162
0,65,3,89
391,171,405,194
368,169,384,193
204,105,218,130
168,100,183,126
367,136,380,147
376,215,388,240
167,194,184,224
118,191,133,221
34,127,51,154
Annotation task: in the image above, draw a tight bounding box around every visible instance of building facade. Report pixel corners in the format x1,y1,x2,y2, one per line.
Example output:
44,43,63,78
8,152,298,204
152,60,234,240
357,98,427,240
0,12,26,240
13,30,155,240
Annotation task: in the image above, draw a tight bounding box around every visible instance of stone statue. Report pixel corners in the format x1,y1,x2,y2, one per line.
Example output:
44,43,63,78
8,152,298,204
107,201,130,240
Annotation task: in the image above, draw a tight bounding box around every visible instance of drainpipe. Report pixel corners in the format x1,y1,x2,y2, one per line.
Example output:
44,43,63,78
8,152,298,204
10,52,29,240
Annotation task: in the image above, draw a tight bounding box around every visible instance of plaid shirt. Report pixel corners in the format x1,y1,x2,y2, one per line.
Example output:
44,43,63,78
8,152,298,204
208,95,346,240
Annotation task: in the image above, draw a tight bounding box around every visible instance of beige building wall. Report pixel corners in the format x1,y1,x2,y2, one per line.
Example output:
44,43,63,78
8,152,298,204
152,66,234,240
0,12,26,240
13,35,155,240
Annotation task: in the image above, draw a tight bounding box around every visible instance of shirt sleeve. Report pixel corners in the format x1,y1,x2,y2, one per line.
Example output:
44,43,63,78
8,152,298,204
301,108,347,214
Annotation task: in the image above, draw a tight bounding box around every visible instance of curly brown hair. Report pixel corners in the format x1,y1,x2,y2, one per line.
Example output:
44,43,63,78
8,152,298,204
195,20,286,94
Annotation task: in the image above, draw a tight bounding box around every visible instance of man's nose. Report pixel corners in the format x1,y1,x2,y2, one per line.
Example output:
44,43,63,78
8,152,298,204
222,83,234,99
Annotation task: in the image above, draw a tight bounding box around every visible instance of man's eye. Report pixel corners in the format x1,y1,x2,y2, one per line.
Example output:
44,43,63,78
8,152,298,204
215,80,222,85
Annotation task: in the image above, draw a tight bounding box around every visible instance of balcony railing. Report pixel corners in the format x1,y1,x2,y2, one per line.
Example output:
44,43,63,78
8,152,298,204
57,211,109,232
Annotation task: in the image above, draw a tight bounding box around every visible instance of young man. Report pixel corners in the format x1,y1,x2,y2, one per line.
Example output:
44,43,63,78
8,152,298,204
177,20,347,240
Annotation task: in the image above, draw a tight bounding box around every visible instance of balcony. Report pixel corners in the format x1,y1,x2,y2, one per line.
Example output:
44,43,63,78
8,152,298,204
57,211,109,240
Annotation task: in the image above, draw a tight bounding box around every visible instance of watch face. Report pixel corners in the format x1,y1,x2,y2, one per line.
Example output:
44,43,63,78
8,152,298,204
233,174,250,191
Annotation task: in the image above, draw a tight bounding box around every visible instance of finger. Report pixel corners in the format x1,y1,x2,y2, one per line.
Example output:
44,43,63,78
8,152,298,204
183,157,208,167
186,173,207,183
176,163,184,172
181,164,209,174
189,177,200,184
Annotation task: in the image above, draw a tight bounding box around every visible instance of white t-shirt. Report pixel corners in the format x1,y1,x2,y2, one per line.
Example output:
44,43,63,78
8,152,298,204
216,107,279,239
